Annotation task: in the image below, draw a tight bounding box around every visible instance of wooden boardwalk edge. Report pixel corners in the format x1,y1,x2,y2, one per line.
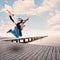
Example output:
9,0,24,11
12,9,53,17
3,35,48,43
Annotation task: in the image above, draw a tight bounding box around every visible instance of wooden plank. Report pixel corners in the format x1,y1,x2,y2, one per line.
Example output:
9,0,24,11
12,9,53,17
39,46,50,60
25,46,45,60
14,45,42,60
0,43,31,60
31,46,48,60
57,46,60,60
0,43,27,59
46,46,53,60
51,47,55,60
0,40,60,60
20,46,43,60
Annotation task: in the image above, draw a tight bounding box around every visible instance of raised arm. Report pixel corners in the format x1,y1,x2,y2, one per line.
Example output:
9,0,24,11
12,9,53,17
6,10,16,24
23,17,30,24
6,10,14,16
9,15,15,23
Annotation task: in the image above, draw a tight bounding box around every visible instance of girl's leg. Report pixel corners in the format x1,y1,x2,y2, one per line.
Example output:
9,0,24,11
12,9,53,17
7,27,19,38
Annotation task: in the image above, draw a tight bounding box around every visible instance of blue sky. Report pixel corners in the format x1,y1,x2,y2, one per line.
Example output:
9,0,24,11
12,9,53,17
35,0,43,6
0,0,60,37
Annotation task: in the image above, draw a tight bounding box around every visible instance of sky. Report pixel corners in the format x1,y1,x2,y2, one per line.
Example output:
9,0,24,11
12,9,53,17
0,0,60,37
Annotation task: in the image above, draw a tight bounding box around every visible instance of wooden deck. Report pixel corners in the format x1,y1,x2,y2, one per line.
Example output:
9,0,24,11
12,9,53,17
0,40,60,60
3,36,48,43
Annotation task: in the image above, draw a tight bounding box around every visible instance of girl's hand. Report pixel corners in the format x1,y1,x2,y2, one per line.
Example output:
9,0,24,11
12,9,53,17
6,10,14,16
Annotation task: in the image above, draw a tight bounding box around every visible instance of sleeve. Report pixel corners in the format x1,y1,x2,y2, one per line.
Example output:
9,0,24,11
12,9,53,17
9,15,15,23
23,18,29,24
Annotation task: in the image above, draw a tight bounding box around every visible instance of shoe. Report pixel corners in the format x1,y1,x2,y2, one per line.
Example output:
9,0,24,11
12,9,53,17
7,29,12,33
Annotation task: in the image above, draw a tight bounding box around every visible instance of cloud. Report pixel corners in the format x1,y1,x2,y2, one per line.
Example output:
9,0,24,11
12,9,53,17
52,25,60,30
0,19,15,32
13,0,60,15
48,11,60,25
47,11,60,31
0,0,60,15
0,4,13,14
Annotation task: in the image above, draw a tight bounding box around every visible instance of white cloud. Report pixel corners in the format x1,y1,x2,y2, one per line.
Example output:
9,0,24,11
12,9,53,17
48,24,60,31
48,11,60,25
13,0,60,15
0,0,60,15
52,25,60,30
0,19,15,32
47,11,60,31
42,0,59,9
0,4,14,14
13,0,35,15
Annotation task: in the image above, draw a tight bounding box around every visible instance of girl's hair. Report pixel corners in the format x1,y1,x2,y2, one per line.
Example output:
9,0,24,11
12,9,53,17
18,18,23,23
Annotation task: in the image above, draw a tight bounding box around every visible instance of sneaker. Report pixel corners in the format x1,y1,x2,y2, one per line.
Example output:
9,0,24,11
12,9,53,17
7,29,12,33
